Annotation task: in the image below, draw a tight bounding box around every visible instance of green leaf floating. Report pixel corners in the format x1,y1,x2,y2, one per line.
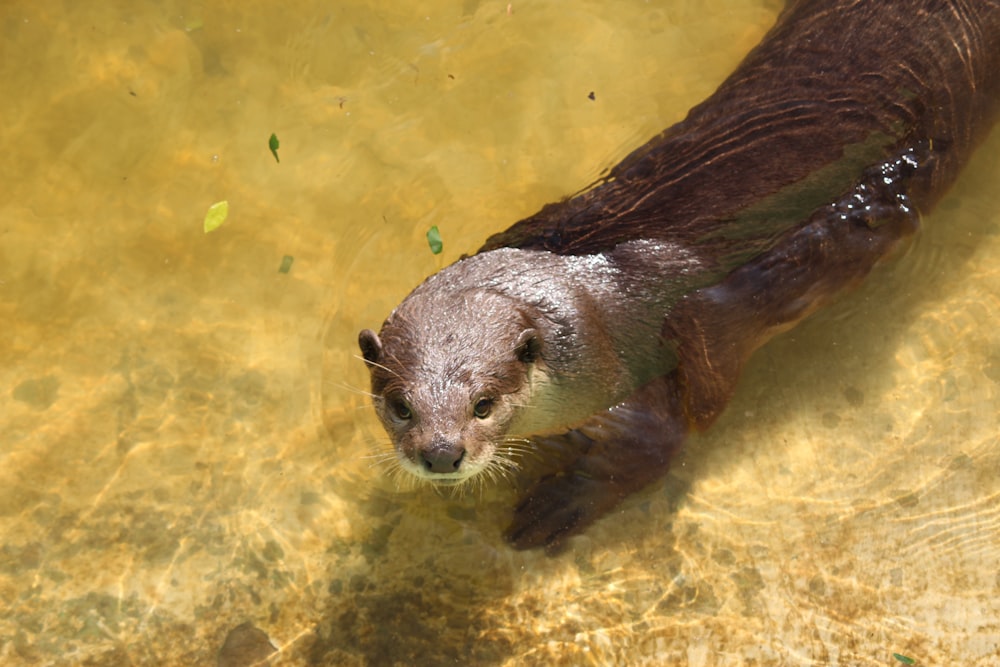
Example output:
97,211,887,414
426,225,443,254
203,200,229,233
892,654,915,665
269,133,280,163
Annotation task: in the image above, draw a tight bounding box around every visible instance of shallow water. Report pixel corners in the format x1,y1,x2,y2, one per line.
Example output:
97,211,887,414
2,1,999,665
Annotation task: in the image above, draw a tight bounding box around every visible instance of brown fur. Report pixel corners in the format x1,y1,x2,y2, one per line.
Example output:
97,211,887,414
362,0,1000,551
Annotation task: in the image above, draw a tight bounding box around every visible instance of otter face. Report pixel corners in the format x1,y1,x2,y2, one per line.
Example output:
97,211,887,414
358,290,543,484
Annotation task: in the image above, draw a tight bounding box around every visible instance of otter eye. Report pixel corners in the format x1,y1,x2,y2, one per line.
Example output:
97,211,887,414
473,397,493,419
389,397,412,421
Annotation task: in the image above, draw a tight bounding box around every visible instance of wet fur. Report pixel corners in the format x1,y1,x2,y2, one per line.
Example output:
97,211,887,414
361,0,1000,551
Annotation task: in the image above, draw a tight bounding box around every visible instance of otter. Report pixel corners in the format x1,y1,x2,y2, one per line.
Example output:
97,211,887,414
359,0,1000,551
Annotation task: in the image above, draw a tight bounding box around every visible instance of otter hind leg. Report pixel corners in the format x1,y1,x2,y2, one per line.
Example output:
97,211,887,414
505,373,688,552
669,174,922,430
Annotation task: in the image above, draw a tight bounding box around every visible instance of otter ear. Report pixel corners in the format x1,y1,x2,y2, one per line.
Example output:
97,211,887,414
515,329,541,363
358,329,383,365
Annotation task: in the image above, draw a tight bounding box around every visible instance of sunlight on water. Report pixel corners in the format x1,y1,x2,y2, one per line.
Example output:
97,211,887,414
1,0,998,665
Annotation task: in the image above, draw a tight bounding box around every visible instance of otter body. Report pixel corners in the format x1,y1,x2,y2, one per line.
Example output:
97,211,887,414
360,0,1000,550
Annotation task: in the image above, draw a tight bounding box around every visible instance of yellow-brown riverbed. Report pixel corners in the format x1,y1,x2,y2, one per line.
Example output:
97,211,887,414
2,1,999,664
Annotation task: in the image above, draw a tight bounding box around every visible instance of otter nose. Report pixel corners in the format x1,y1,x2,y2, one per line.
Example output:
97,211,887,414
420,442,466,474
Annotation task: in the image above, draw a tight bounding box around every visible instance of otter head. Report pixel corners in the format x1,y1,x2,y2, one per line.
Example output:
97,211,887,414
358,289,544,485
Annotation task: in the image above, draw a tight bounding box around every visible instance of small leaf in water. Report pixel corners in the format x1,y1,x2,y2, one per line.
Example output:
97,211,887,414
278,255,294,274
892,654,915,665
269,133,280,163
426,225,443,254
203,200,229,233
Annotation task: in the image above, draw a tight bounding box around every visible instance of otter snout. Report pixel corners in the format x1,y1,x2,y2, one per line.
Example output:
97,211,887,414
419,439,466,474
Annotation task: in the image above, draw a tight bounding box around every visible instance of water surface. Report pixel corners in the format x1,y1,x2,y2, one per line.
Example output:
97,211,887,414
2,1,999,665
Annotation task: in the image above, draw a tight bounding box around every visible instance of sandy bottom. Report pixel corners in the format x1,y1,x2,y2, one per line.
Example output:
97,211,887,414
2,0,998,665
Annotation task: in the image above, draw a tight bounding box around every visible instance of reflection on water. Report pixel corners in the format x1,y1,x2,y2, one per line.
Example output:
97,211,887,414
2,0,998,664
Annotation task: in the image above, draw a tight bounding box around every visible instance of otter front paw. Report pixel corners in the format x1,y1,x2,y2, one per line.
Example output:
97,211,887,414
504,472,626,553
